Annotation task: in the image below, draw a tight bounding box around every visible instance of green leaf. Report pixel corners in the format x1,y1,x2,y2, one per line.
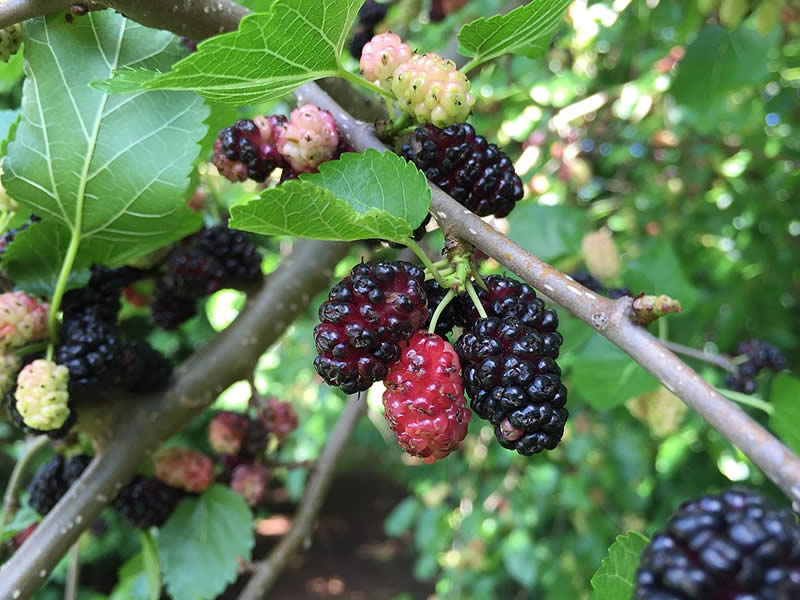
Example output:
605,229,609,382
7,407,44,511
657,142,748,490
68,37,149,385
769,373,800,454
140,531,161,600
384,497,420,537
101,0,363,104
0,504,39,543
458,0,571,65
1,13,205,293
623,241,697,312
230,150,431,243
502,530,538,588
507,203,587,262
671,25,774,115
571,334,660,410
159,485,255,600
111,553,152,600
591,532,649,600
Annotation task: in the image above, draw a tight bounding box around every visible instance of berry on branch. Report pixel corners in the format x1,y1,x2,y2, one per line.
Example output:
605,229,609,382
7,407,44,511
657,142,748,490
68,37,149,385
259,397,298,441
276,105,341,174
383,330,471,463
230,463,270,507
211,116,286,183
635,487,800,599
112,475,184,529
360,32,414,90
55,310,120,389
0,291,49,352
28,454,91,516
15,359,71,432
391,54,476,127
401,124,523,218
154,447,215,494
0,23,22,63
114,340,173,393
208,410,251,456
313,261,429,394
455,316,568,455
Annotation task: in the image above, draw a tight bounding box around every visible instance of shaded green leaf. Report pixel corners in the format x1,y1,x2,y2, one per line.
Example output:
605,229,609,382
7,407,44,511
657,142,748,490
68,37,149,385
671,25,774,115
591,532,649,599
571,334,660,410
101,0,362,104
159,485,254,600
385,497,420,537
502,530,538,588
769,373,800,454
1,13,205,293
458,0,571,64
230,150,430,243
507,203,587,262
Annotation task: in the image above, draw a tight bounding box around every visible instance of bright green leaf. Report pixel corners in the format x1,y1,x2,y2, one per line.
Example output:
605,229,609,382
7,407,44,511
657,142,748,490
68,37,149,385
591,532,649,600
458,0,571,66
623,241,697,312
140,531,161,600
0,504,39,543
159,485,254,600
1,13,205,293
769,373,800,454
571,334,660,410
671,25,774,115
507,203,587,262
101,0,363,104
230,150,430,244
502,530,538,588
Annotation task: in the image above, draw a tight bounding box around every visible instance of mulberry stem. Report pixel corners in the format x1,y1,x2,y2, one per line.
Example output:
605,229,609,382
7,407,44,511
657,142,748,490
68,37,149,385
465,278,487,319
717,388,774,416
405,238,449,287
428,288,455,334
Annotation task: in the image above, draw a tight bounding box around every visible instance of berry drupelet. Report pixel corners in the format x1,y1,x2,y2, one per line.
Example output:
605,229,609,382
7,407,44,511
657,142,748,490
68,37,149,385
455,315,567,455
383,331,471,463
113,475,184,529
401,123,523,218
635,487,800,599
314,261,429,394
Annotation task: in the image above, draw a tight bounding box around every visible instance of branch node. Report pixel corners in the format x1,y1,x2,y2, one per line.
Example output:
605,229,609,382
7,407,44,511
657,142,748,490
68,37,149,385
632,293,682,326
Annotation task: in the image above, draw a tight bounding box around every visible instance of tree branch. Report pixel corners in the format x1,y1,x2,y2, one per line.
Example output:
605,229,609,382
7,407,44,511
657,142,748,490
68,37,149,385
0,239,349,600
293,82,800,506
660,340,738,374
1,435,49,529
238,399,367,600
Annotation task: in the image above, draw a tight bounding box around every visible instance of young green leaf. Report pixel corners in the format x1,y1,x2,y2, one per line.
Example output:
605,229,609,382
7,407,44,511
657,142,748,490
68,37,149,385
230,149,431,244
110,553,152,600
1,13,206,293
159,485,255,600
140,531,161,600
769,373,800,454
458,0,571,69
591,532,649,600
102,0,364,104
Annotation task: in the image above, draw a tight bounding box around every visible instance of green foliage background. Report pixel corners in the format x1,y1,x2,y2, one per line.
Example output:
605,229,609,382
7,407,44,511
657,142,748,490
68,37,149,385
0,1,798,599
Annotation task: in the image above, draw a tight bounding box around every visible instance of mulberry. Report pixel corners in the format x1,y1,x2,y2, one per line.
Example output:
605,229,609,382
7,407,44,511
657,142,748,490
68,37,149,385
276,105,341,174
0,23,22,63
455,316,567,455
391,54,476,127
28,454,90,516
55,310,120,389
114,340,173,393
383,331,470,462
401,123,523,217
154,447,215,494
360,32,414,90
112,475,184,529
230,463,270,506
212,116,286,183
313,261,428,394
0,291,49,352
15,359,71,431
635,487,800,599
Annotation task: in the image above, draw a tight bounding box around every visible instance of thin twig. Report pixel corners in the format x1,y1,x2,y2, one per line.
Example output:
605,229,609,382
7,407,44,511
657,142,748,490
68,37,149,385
660,340,738,373
238,399,367,600
264,459,316,470
1,435,49,529
64,543,80,600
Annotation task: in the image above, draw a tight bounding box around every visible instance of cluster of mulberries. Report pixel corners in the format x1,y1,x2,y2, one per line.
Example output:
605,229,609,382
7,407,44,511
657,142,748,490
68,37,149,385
349,0,390,59
634,487,800,599
211,105,347,185
313,262,567,460
28,454,92,516
359,32,475,127
150,224,262,329
400,123,524,219
570,270,632,299
725,338,787,394
207,401,298,506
